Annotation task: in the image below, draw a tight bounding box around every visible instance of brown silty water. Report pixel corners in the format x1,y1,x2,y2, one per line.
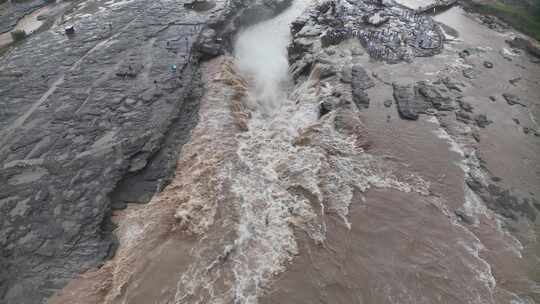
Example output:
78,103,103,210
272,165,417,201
50,0,539,303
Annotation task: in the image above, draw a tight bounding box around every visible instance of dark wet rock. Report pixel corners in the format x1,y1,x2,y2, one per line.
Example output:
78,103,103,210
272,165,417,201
287,37,314,63
333,108,371,149
350,65,374,109
340,66,352,83
502,93,526,106
325,48,336,55
491,176,502,182
352,89,370,110
472,131,480,142
233,0,293,28
533,199,540,212
475,14,508,31
456,110,471,124
351,65,374,90
465,174,483,192
442,77,464,92
489,95,496,102
289,54,314,80
393,84,420,120
416,0,457,14
506,37,540,58
466,172,538,222
290,17,309,32
383,99,393,107
458,100,473,112
416,81,455,111
474,114,492,128
455,208,475,225
116,62,144,78
462,67,479,79
195,28,222,60
319,63,337,78
459,49,471,58
297,24,323,37
523,127,530,134
184,0,217,11
517,199,537,222
392,80,459,120
483,61,493,68
64,25,75,35
509,77,521,86
320,98,339,117
512,118,520,125
437,22,459,39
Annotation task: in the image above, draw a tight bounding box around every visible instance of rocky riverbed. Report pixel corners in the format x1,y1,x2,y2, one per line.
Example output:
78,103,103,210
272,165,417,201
1,0,539,303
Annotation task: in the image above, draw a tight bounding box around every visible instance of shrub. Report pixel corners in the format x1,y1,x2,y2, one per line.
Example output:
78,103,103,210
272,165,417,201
10,30,27,42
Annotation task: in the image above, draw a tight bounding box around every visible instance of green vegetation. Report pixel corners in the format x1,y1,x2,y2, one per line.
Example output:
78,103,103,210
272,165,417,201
10,29,27,41
472,0,540,41
0,45,9,58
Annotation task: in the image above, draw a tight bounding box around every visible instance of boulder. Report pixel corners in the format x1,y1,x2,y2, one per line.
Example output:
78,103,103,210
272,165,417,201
393,84,420,120
474,114,492,128
502,93,526,106
455,208,475,225
350,65,374,109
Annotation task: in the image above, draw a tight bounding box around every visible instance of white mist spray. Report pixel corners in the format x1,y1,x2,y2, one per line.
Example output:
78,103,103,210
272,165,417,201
234,0,311,115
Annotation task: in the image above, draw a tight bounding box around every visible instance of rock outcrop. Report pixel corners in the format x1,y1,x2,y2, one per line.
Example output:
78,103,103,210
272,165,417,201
392,80,457,120
350,64,374,109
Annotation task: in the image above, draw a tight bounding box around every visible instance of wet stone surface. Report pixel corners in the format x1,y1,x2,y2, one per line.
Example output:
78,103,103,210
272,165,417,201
392,79,458,120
